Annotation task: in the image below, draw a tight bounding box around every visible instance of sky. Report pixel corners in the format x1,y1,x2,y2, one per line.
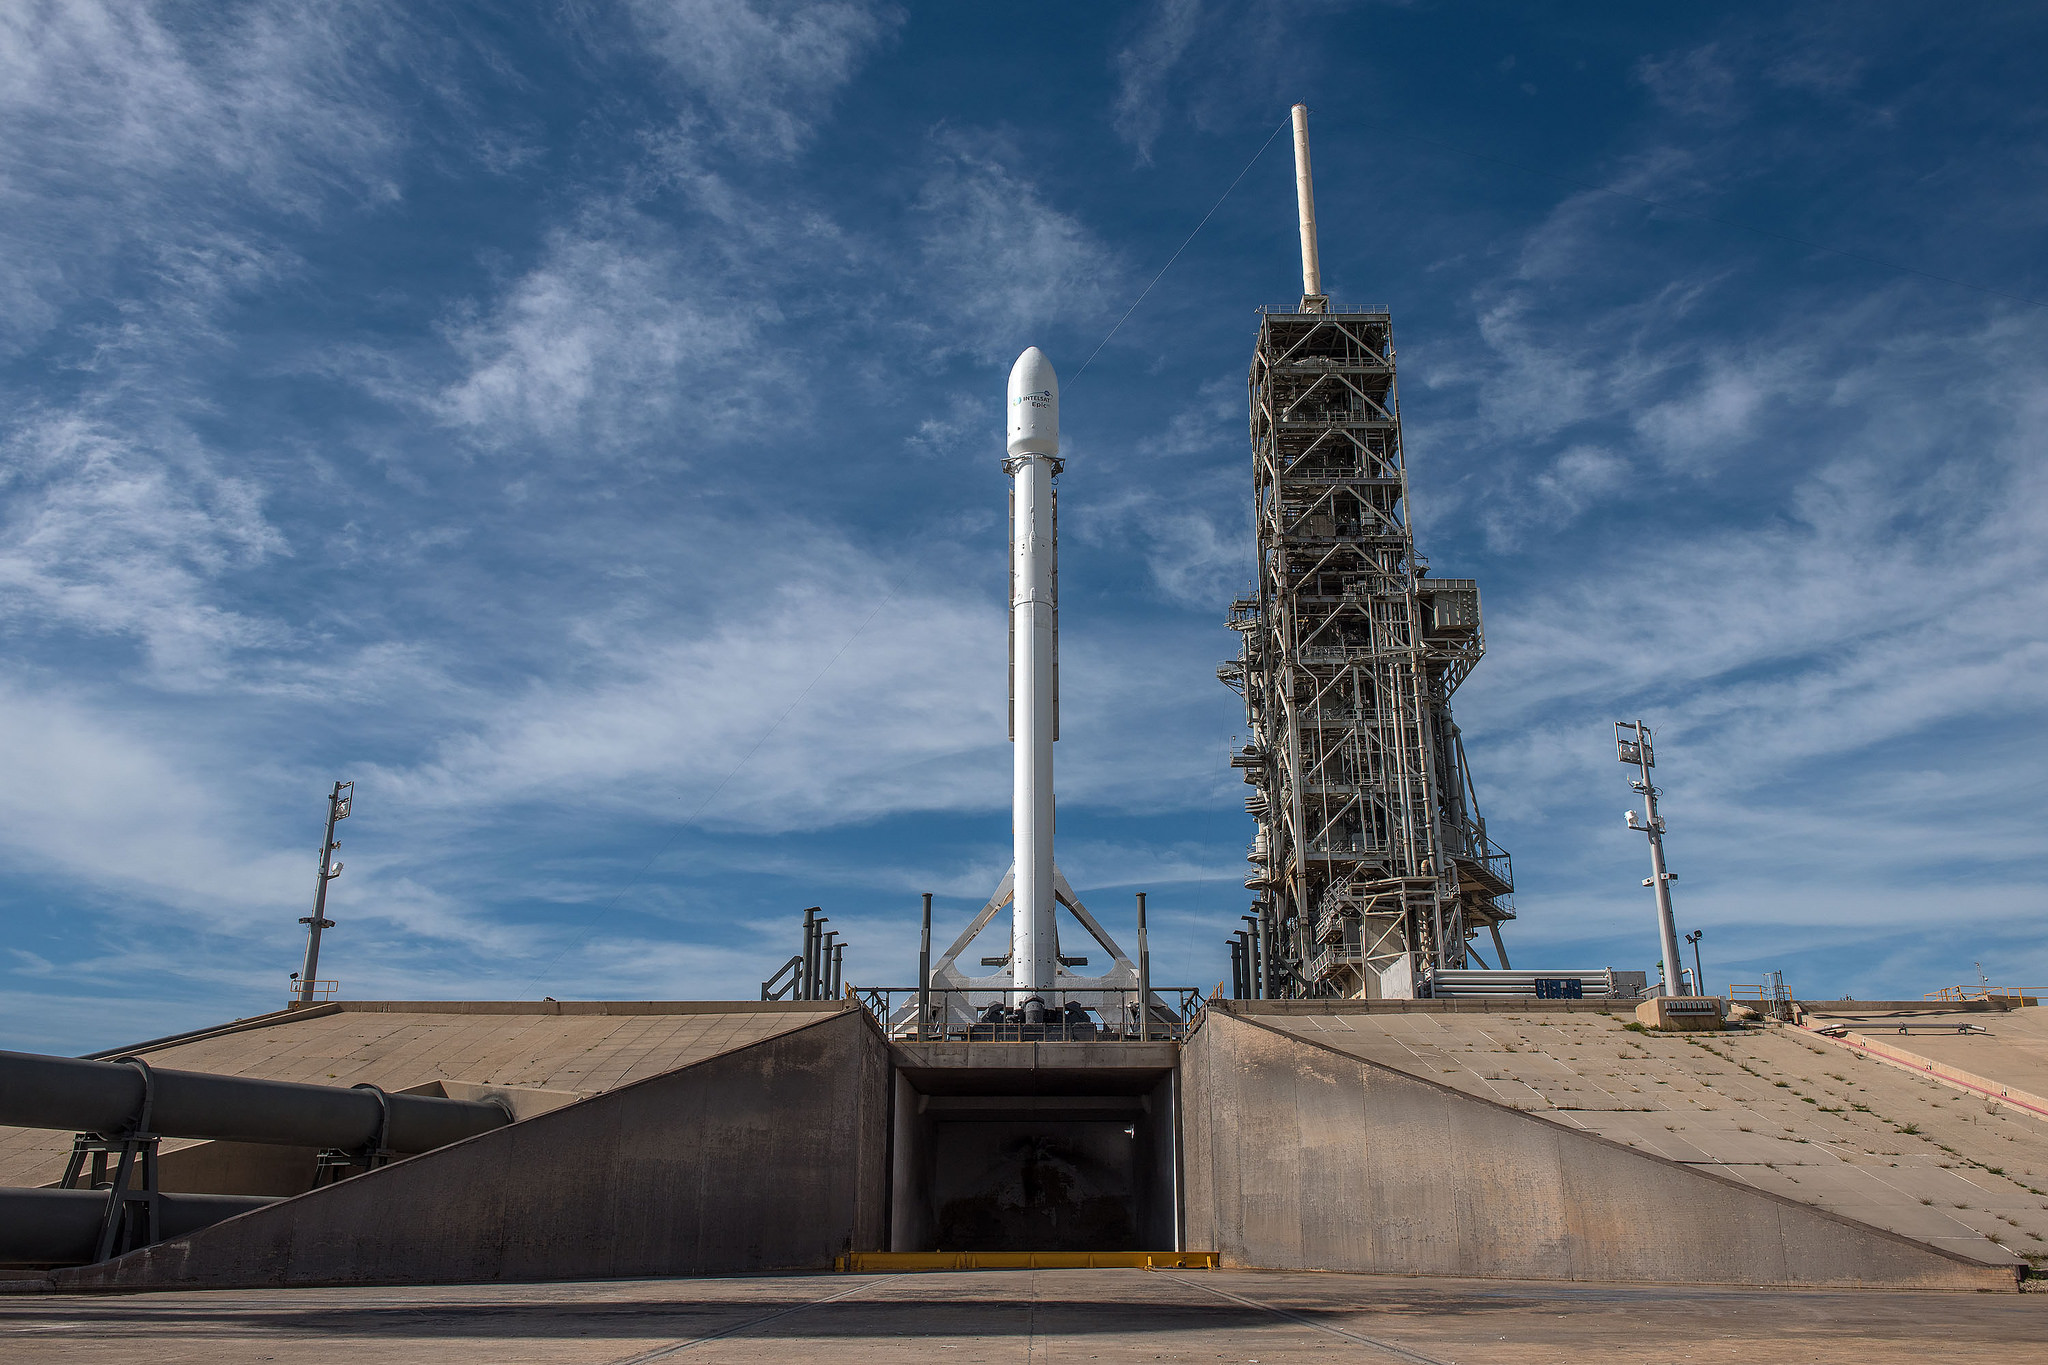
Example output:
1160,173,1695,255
3,1,2045,1054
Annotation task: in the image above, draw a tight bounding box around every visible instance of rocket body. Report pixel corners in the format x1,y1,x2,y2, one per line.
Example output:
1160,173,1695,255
1007,347,1059,1010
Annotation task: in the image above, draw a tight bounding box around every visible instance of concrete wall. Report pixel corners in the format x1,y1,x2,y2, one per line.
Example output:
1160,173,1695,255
151,1141,318,1197
1137,1071,1177,1252
1182,1010,2017,1291
888,1069,932,1253
54,1008,889,1290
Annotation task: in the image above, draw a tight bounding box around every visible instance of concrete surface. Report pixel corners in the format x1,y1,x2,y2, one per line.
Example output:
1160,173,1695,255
0,1001,839,1189
1183,1010,2017,1289
1635,995,1726,1030
1246,1002,2048,1269
42,1008,890,1290
889,1040,1180,1076
1801,1005,2048,1115
3,1268,2044,1363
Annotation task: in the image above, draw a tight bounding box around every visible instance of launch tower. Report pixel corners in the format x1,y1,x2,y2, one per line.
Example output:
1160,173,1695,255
1220,107,1515,999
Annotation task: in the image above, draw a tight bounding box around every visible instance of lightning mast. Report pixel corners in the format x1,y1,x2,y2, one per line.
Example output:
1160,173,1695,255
1221,105,1515,999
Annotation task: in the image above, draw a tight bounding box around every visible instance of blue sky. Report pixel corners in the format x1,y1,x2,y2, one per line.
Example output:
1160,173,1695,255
3,2,2044,1053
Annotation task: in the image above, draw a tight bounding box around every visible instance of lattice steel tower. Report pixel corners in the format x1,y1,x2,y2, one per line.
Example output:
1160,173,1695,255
1219,107,1514,999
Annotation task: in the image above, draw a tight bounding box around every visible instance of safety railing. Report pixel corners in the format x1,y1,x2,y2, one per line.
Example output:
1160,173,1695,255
1259,303,1390,317
1729,981,1795,1021
288,978,338,1003
1302,941,1367,981
853,987,1206,1043
1925,985,2043,1005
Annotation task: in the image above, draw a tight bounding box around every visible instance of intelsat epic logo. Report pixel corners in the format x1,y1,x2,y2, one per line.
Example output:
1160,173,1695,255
1013,389,1053,409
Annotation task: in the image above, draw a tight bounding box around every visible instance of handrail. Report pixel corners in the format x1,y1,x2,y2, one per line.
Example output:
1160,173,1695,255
853,986,1204,1043
1925,985,2043,1004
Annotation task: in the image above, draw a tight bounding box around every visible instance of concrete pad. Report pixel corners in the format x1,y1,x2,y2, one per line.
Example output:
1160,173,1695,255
3,1269,2045,1364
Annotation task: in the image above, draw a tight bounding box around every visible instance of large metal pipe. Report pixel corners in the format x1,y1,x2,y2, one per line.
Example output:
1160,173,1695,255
918,892,933,1041
1136,891,1151,1041
1243,915,1264,999
802,908,824,1000
0,1188,278,1267
0,1051,511,1154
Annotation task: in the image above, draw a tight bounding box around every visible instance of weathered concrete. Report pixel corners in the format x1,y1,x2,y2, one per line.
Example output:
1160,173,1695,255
46,1007,889,1290
1245,1003,2048,1265
889,1040,1179,1076
5,1268,2046,1364
1181,1009,2019,1289
1635,995,1725,1030
1800,1004,2048,1119
1,1001,836,1189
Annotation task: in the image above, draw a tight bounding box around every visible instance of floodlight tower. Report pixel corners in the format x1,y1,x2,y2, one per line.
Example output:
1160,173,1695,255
296,780,352,1004
1617,720,1686,996
1220,105,1515,999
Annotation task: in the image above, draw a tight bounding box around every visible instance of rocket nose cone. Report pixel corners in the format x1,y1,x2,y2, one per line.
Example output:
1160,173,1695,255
1007,346,1060,457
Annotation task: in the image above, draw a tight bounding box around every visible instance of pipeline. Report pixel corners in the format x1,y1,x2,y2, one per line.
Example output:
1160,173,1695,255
0,1188,278,1267
0,1050,511,1153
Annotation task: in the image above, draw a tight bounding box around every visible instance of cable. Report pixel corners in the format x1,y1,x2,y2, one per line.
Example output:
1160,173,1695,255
1068,115,1293,388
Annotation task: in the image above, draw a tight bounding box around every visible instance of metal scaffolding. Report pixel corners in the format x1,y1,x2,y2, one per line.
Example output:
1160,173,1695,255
1219,305,1515,998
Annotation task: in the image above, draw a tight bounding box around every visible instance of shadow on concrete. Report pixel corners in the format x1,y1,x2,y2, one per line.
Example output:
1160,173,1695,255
2,1295,1277,1340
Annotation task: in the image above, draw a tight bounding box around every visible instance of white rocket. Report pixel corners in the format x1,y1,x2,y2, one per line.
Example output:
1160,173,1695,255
1006,346,1059,1020
894,346,1144,1035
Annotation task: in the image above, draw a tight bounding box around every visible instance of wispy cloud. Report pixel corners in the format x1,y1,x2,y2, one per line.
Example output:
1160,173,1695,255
912,129,1121,361
0,411,288,677
0,0,410,354
1112,0,1206,160
430,203,785,457
624,0,901,157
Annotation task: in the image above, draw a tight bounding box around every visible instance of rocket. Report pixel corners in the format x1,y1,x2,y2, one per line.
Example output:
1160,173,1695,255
890,347,1142,1033
1006,346,1059,1021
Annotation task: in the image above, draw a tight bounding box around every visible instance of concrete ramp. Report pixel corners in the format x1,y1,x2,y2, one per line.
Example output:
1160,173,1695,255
0,999,847,1191
1181,1009,2018,1290
51,1006,888,1290
1249,1001,2048,1263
